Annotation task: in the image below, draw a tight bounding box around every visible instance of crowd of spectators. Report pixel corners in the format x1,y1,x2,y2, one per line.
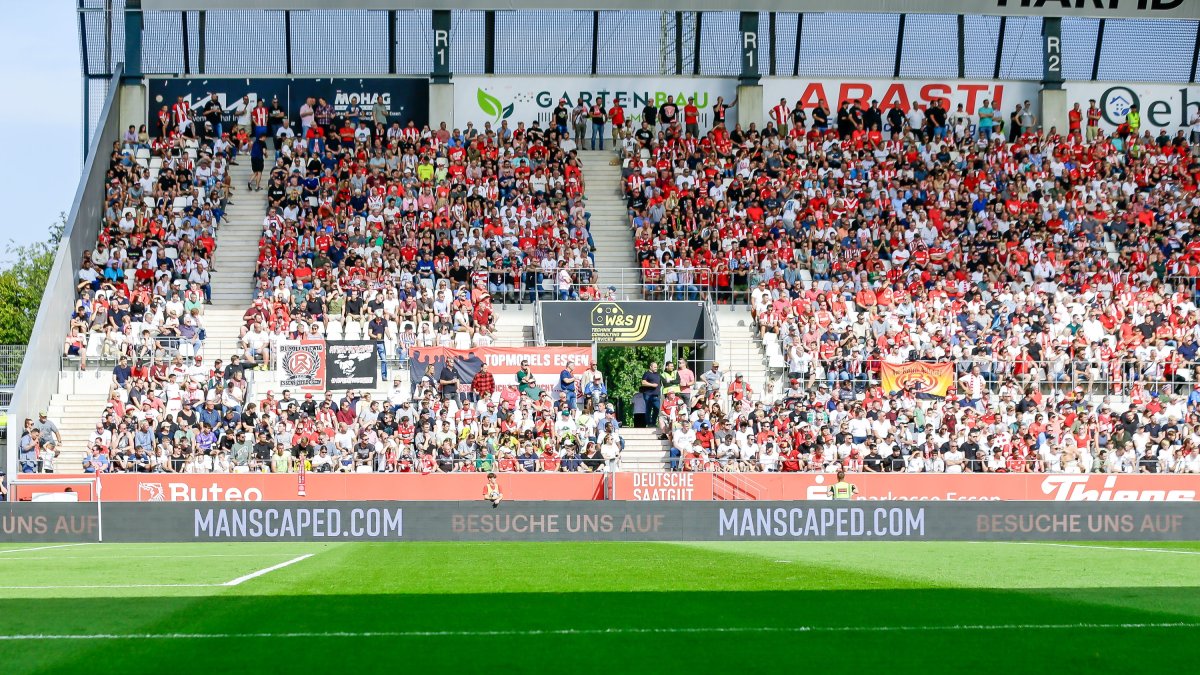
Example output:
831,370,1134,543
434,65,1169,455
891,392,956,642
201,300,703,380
74,355,623,474
41,87,1200,478
65,112,239,370
607,94,1200,474
249,101,603,313
226,99,634,375
59,97,646,473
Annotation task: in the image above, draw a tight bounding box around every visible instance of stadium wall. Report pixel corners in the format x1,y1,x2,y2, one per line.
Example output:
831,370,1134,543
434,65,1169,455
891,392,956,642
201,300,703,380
13,473,1200,503
614,472,1200,502
2,500,1198,543
453,74,1200,134
17,473,606,502
4,67,126,477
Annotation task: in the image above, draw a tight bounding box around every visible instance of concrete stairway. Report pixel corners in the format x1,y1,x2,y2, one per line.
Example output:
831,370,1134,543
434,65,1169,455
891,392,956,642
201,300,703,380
618,427,670,472
44,393,109,472
44,374,113,472
576,151,638,297
196,160,266,366
713,305,775,403
197,306,250,365
492,306,535,346
209,161,265,306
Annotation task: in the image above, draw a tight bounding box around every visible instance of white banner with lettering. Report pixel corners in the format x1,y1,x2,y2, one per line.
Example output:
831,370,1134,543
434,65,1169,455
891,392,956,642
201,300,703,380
1061,82,1200,133
452,76,738,131
760,77,1040,124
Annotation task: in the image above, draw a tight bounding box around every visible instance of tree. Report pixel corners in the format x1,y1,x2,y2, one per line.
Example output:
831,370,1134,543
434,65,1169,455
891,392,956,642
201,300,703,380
0,215,64,346
597,345,664,425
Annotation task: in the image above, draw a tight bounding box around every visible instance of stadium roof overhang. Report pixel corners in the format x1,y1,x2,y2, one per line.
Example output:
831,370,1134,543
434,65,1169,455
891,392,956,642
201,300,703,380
139,0,1200,21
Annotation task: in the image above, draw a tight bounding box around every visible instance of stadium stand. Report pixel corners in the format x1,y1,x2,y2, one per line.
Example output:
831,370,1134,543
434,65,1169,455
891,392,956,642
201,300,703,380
622,96,1200,474
65,129,232,371
41,102,645,474
11,10,1200,479
27,91,1199,477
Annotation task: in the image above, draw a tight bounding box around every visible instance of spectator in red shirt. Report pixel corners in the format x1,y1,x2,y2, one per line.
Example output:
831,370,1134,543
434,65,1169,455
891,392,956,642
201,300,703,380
683,97,700,139
471,362,495,403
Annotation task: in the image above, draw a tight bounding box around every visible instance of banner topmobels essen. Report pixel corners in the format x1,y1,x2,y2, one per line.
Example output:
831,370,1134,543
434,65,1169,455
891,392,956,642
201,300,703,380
614,472,1200,502
409,346,593,390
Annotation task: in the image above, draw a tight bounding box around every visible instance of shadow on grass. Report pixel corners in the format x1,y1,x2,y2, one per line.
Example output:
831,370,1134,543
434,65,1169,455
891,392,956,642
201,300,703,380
3,587,1199,674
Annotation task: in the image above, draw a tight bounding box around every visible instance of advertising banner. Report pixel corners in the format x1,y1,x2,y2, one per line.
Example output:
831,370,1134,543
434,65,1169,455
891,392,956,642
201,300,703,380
6,500,1200,543
1062,81,1200,133
278,339,326,392
453,76,739,131
146,76,430,136
880,361,954,398
761,77,1039,124
409,346,593,390
614,472,1200,502
0,503,101,543
325,341,378,390
539,301,710,344
24,473,605,503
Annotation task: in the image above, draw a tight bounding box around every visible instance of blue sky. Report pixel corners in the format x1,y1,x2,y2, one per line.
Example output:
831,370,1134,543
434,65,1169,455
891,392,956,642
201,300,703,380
0,1,80,265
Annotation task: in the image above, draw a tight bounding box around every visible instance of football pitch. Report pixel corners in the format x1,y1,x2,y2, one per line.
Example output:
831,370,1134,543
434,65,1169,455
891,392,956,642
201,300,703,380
0,540,1197,674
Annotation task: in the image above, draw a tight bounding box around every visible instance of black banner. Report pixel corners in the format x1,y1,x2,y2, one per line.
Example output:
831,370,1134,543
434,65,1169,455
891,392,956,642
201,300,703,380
409,347,481,394
147,77,430,136
540,301,710,344
5,501,1200,543
325,341,378,390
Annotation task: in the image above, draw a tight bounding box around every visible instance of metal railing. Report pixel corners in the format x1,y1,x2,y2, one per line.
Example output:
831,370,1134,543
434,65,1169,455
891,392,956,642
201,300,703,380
60,328,1200,408
63,335,395,375
69,455,620,476
745,352,1200,400
509,266,715,303
533,300,545,346
704,299,721,352
0,346,28,389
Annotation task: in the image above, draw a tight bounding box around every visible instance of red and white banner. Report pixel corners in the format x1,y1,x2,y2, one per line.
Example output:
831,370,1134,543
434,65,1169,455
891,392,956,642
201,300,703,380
20,473,605,502
761,78,1039,118
277,339,326,392
614,472,1200,502
410,346,592,388
880,361,954,398
26,472,1198,503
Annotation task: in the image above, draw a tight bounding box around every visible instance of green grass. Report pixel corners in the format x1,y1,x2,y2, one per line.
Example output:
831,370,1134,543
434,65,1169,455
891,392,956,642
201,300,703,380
0,541,1198,673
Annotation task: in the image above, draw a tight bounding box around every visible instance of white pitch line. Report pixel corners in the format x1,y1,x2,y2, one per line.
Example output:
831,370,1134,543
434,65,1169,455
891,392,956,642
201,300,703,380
0,554,316,561
223,554,314,587
0,553,317,590
0,622,1196,641
990,542,1200,556
0,584,223,590
0,543,92,555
